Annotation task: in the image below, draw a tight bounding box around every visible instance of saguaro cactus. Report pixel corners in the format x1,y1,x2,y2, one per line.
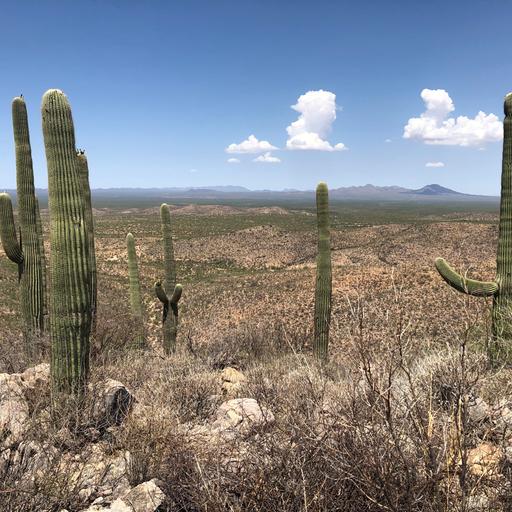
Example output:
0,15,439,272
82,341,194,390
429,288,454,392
435,92,512,365
43,89,92,393
126,233,145,348
155,203,182,354
314,182,332,361
77,150,97,327
0,97,46,351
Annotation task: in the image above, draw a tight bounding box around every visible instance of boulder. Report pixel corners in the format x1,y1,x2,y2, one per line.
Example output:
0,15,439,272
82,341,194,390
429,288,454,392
18,363,51,403
60,443,132,501
0,373,29,447
91,379,135,429
211,398,274,440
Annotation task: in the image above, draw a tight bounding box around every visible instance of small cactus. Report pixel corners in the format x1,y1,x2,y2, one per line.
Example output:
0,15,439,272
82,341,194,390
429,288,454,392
313,182,332,361
43,89,92,393
435,92,512,365
0,97,46,353
77,150,97,328
126,233,145,348
155,203,182,354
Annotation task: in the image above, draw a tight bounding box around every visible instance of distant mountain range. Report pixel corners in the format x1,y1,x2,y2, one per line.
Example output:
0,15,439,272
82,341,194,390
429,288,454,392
1,184,498,207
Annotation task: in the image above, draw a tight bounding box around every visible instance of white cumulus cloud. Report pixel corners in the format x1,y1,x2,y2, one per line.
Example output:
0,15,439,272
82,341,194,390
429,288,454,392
226,134,278,154
227,158,240,164
403,89,502,146
253,152,281,163
286,90,347,151
425,161,445,168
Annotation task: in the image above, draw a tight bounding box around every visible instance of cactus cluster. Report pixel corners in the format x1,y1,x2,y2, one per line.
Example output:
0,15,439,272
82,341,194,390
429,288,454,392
313,182,332,361
435,93,512,365
155,203,182,354
0,90,98,392
0,97,46,355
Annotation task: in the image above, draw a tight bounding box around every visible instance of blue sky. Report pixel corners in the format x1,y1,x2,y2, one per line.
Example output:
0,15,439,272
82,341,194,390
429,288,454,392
0,0,509,194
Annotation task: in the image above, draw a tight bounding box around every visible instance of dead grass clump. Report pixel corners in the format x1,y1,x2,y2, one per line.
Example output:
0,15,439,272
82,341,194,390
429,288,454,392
201,321,308,370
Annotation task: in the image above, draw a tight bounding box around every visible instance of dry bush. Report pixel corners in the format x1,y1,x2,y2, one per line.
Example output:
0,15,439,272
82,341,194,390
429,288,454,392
192,320,309,371
3,262,512,510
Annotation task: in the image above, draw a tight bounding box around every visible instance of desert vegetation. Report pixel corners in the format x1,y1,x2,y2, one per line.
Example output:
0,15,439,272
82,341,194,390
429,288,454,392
1,91,512,511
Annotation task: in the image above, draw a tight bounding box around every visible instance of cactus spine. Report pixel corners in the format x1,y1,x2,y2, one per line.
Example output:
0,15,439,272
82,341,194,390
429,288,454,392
155,203,182,354
43,89,92,393
313,182,332,361
126,233,145,348
77,150,97,328
0,97,46,352
435,92,512,365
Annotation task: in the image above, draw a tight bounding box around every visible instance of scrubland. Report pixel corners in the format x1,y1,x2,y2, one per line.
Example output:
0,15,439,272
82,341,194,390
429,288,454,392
1,200,511,511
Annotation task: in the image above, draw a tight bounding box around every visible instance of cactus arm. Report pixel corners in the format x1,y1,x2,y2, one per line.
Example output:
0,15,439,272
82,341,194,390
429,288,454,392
77,151,97,326
155,281,169,323
169,283,182,318
0,192,24,265
170,283,182,305
434,258,498,297
155,281,169,305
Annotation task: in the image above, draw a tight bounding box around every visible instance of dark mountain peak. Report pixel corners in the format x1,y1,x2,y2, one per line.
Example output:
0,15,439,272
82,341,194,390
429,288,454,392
410,184,465,196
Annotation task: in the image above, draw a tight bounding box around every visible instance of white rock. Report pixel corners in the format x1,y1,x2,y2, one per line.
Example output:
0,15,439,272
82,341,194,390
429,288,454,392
212,398,274,439
19,363,50,400
0,373,29,447
60,443,132,501
81,479,165,511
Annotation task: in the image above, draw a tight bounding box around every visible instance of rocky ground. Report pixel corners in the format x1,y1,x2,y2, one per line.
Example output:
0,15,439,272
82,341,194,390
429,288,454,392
1,202,511,511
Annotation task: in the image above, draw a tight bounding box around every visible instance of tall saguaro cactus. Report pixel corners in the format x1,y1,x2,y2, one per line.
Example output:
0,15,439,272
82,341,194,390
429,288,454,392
435,92,512,365
126,233,145,348
155,203,182,354
314,182,332,361
77,150,97,328
0,97,46,352
43,89,92,393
